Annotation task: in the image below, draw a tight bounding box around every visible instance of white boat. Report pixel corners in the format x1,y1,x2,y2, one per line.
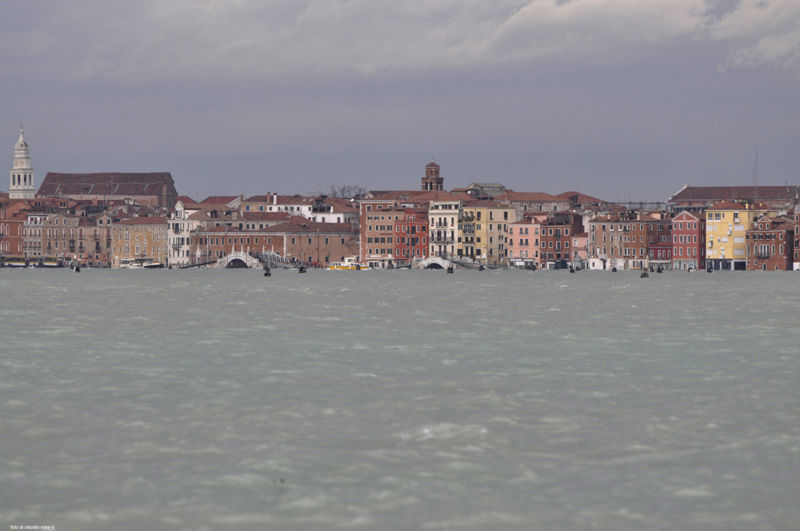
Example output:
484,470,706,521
119,258,162,269
327,256,370,271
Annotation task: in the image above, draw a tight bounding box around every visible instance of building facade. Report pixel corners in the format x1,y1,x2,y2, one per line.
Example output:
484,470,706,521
671,210,705,270
111,217,168,267
359,199,403,268
705,202,774,271
507,218,540,267
428,199,461,259
394,209,429,266
460,202,515,266
745,215,794,271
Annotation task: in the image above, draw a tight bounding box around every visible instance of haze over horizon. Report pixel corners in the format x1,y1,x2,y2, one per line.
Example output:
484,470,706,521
2,0,798,203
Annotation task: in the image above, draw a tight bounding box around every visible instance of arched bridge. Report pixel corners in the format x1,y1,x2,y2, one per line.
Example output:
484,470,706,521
414,256,455,270
214,251,263,269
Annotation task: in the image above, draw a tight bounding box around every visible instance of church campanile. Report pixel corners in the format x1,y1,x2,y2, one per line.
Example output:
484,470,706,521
10,127,35,199
421,161,443,192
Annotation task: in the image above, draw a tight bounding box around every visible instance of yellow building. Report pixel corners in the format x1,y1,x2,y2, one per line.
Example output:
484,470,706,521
705,202,775,270
111,217,168,268
459,201,516,266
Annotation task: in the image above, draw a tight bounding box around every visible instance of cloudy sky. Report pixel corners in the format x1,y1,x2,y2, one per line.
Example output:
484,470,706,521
2,0,798,201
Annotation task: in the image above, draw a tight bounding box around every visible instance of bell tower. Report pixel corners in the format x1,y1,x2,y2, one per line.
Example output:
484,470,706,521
421,161,443,192
10,127,35,199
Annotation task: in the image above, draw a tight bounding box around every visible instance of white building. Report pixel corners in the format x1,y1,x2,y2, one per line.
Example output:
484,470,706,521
428,199,462,259
10,127,35,199
167,199,203,267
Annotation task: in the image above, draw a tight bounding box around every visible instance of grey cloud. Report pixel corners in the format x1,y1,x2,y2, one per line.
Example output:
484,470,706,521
3,1,799,82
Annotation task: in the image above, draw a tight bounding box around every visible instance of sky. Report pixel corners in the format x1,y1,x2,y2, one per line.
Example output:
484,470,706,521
1,0,799,202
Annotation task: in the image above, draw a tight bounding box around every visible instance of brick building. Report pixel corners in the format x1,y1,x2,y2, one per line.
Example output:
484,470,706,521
191,217,357,267
588,213,672,270
38,172,178,210
0,198,26,260
359,199,404,268
745,215,794,271
394,209,429,266
538,212,583,269
671,210,706,270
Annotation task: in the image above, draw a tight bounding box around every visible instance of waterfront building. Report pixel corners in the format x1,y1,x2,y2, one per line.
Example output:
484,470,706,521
538,212,584,269
459,201,515,266
271,218,358,266
190,226,277,263
9,127,35,200
167,197,203,267
111,217,168,267
793,206,800,270
745,215,794,271
571,232,588,269
190,217,357,267
671,210,706,271
705,201,775,271
359,198,403,268
41,213,112,266
394,209,429,266
587,213,672,270
0,198,26,258
507,217,540,268
428,198,461,259
38,172,178,210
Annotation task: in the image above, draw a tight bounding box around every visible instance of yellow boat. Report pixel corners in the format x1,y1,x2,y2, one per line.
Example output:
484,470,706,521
327,256,370,271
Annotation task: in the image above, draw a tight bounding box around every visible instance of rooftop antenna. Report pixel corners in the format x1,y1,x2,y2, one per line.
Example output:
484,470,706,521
752,146,759,205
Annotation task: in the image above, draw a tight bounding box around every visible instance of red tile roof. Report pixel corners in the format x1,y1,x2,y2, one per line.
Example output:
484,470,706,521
496,191,564,202
266,217,355,234
556,191,608,205
116,217,168,225
669,185,800,204
242,211,291,221
38,172,177,199
200,195,239,204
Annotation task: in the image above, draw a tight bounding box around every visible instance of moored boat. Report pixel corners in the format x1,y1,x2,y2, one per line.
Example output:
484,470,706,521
327,256,370,271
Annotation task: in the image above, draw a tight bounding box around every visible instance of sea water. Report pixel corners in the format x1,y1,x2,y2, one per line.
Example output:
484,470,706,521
1,268,799,530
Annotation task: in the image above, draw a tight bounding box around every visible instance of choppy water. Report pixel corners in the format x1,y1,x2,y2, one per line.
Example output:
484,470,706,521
1,268,799,530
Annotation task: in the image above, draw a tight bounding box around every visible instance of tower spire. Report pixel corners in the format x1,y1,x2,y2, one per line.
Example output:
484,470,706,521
10,126,35,199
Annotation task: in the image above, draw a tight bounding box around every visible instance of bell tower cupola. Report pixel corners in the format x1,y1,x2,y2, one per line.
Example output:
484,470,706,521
421,161,443,192
10,126,35,199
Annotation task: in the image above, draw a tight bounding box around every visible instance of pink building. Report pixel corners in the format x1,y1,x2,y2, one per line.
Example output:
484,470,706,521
507,218,541,268
672,210,705,270
571,232,588,268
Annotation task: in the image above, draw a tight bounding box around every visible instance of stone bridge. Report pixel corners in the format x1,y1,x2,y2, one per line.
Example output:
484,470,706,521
213,250,263,269
413,256,456,270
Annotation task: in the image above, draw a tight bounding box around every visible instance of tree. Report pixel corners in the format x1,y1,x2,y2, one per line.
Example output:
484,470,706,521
328,184,366,199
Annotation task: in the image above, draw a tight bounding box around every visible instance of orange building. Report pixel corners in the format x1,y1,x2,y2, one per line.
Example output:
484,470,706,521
111,217,168,267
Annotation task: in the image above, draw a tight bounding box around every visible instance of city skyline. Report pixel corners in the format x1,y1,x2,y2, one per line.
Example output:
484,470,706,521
2,1,799,202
